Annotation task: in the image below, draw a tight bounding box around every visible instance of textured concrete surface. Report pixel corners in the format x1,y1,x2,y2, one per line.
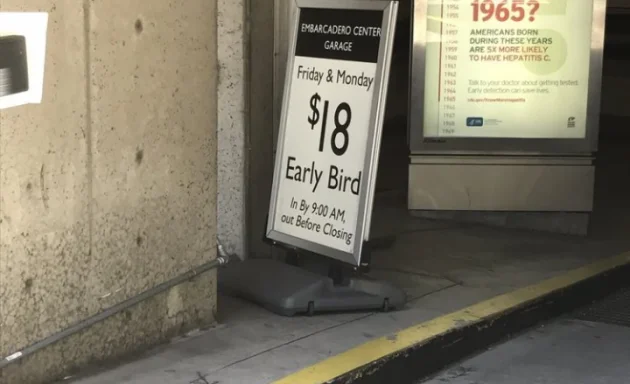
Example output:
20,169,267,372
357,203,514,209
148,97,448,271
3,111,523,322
0,1,219,383
422,317,630,384
0,0,91,361
87,0,217,316
217,0,247,258
1,274,215,384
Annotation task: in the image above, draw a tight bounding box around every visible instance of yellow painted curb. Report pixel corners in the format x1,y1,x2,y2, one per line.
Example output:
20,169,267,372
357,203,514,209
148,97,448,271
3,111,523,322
272,251,630,384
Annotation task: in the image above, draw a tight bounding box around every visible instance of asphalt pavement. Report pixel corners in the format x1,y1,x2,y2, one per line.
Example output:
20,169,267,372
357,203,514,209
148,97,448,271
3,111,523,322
420,287,630,384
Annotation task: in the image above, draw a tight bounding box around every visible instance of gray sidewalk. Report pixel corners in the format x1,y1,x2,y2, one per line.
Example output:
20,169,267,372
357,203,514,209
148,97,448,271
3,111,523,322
65,197,630,384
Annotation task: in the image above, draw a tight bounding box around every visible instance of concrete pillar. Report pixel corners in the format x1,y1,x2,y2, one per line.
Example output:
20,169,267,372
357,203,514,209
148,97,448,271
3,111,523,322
0,0,222,382
217,0,247,258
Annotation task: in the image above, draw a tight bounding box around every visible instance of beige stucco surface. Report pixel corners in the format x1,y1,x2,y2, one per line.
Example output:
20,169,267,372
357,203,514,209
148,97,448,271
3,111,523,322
0,1,219,383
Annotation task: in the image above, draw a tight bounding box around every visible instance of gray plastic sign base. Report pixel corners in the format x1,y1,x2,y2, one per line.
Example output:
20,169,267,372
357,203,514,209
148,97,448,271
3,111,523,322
218,259,407,316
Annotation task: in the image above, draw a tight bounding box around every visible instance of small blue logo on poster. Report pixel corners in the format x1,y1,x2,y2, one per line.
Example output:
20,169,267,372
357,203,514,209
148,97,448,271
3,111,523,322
466,117,484,127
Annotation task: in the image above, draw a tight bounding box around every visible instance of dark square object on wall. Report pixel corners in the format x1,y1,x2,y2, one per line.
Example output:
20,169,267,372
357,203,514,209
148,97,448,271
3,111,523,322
0,35,29,97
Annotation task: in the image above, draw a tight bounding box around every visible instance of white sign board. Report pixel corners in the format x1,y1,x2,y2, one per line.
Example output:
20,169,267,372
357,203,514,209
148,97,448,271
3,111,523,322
266,0,398,266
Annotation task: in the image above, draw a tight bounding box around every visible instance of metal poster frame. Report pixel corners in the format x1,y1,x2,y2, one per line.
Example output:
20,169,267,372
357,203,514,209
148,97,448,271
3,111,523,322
408,0,608,155
266,0,399,266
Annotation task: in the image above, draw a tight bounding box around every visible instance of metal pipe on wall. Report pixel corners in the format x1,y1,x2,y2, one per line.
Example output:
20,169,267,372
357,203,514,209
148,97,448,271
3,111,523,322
0,241,233,369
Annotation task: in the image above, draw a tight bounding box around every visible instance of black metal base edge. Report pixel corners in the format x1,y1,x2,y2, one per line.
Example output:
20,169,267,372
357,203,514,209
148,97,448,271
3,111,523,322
330,262,630,384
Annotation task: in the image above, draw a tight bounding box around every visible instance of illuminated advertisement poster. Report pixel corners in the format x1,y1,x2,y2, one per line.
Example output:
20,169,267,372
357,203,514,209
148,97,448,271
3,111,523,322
423,0,594,139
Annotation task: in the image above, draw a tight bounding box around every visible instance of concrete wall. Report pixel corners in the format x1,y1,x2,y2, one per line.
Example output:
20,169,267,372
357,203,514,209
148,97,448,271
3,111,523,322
217,0,247,258
0,1,221,383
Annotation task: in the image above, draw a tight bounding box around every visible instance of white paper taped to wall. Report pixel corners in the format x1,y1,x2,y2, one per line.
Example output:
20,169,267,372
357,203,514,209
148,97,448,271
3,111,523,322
0,12,49,110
